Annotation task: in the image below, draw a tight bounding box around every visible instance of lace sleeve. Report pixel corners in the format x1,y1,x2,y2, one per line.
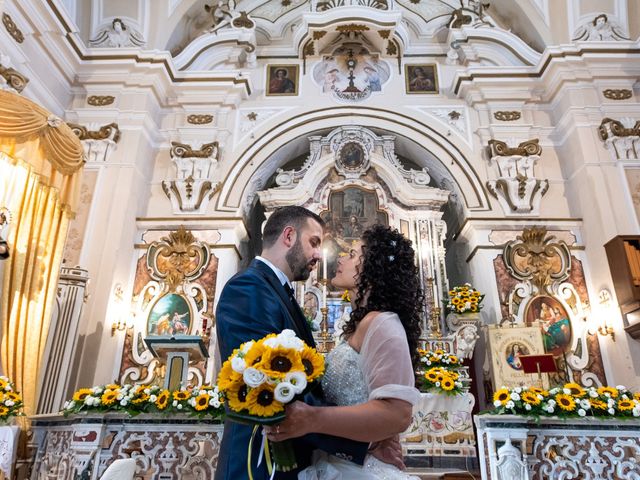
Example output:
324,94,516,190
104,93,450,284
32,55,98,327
359,312,421,405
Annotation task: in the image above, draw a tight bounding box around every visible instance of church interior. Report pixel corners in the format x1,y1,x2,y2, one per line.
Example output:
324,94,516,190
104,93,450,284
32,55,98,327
0,0,639,478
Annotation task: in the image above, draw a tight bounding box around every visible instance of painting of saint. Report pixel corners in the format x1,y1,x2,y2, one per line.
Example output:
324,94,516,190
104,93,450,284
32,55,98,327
525,296,572,357
405,64,438,94
266,65,298,96
505,342,530,371
147,293,191,336
340,143,365,169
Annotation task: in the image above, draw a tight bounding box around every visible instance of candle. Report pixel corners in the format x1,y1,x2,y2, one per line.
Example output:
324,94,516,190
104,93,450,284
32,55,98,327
322,282,327,308
322,248,328,280
300,283,305,305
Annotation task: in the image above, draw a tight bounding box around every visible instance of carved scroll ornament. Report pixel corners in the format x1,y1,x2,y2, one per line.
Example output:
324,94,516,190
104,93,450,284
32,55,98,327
603,89,632,101
488,139,541,157
503,226,571,294
598,118,640,141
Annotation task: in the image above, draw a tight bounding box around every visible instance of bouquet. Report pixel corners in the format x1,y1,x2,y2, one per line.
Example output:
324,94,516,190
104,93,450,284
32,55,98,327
445,283,484,314
416,349,465,396
64,383,224,418
217,329,325,476
0,376,24,424
492,383,640,418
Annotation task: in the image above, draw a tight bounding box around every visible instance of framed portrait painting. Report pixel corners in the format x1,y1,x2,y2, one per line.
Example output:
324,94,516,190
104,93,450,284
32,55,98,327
524,295,573,357
147,293,192,336
405,64,438,94
266,65,299,96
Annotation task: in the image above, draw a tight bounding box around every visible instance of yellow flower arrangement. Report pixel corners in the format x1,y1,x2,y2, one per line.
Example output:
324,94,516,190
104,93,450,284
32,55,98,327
445,283,484,314
216,329,326,475
64,383,224,418
341,290,351,302
416,349,466,396
0,377,24,423
491,383,640,419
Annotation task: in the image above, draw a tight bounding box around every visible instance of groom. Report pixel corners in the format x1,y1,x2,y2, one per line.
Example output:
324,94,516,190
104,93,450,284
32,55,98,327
214,206,369,479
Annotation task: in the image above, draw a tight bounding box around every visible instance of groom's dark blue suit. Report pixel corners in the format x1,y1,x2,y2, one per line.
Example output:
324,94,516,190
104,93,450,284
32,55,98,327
214,259,368,480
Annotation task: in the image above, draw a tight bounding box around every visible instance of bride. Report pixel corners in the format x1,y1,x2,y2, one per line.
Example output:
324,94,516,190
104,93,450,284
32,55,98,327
266,224,423,479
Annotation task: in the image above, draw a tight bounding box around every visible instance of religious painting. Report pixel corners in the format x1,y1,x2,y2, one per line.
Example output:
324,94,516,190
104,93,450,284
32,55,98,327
147,293,191,336
321,187,388,282
487,325,548,389
338,142,365,170
400,220,410,239
266,65,298,96
312,54,390,101
303,290,320,325
525,295,572,357
405,64,438,94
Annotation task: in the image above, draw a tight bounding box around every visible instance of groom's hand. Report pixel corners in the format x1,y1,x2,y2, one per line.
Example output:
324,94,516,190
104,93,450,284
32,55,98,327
368,436,406,470
264,401,315,441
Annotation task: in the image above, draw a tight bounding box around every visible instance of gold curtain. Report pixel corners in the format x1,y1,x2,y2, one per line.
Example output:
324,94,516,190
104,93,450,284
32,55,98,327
0,90,83,416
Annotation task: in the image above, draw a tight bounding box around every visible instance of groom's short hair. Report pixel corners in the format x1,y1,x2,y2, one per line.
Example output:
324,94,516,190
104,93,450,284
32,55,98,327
262,206,324,248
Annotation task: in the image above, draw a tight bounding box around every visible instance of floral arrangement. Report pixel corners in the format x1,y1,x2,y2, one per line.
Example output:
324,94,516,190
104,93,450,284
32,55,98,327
445,283,484,314
341,290,351,303
416,349,465,396
217,329,324,474
0,376,24,423
492,383,640,418
64,383,224,418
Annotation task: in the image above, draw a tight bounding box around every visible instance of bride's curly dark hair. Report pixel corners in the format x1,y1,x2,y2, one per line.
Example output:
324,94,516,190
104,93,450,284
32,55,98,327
342,224,424,368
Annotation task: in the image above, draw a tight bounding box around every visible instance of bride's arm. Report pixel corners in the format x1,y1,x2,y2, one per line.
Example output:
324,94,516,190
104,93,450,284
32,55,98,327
267,398,412,442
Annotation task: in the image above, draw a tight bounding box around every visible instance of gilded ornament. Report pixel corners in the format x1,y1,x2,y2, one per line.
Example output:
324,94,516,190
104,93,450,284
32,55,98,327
448,111,461,121
502,227,571,294
69,122,121,143
386,41,397,56
232,12,255,29
87,95,115,106
313,31,327,40
247,112,258,121
336,24,370,34
0,65,28,92
488,139,541,157
494,111,521,122
304,41,315,57
186,114,214,125
282,0,292,5
2,13,24,43
598,118,640,141
603,89,632,100
170,141,219,160
378,30,391,39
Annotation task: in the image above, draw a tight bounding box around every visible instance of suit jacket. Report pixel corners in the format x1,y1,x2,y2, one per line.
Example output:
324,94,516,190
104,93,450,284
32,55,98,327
214,259,368,480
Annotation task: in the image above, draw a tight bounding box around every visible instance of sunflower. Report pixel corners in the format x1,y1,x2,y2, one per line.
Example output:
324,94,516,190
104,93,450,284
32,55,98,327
131,394,149,405
299,345,324,381
244,341,268,368
522,391,541,405
564,383,586,397
173,390,191,401
194,393,210,411
617,399,635,411
441,378,455,391
597,386,618,398
0,379,7,390
73,388,94,402
6,392,21,402
452,298,461,305
227,381,255,413
493,388,510,405
105,384,120,390
156,389,170,410
634,392,640,402
246,384,285,417
448,355,459,365
259,347,304,379
555,393,576,411
590,398,607,410
217,359,242,392
101,390,119,406
529,387,548,396
425,370,439,382
0,406,7,416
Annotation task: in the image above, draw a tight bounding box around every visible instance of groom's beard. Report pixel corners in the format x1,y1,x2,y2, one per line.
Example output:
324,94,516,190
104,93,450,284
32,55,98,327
286,238,314,282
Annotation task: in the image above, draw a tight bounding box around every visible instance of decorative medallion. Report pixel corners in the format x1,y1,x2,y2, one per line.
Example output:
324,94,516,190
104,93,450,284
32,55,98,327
603,89,632,101
494,111,521,122
232,11,255,29
187,114,214,125
0,65,28,92
146,227,211,291
503,227,571,294
2,13,24,43
87,95,115,106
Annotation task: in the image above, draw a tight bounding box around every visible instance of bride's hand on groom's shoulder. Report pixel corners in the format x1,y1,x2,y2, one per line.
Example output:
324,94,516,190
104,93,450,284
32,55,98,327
264,401,316,442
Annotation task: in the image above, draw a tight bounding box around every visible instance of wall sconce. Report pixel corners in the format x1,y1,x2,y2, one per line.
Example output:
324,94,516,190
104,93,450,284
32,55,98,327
111,283,127,336
597,289,615,342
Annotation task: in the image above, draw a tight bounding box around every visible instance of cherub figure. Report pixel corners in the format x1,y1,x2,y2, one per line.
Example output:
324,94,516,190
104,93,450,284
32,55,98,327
89,18,146,48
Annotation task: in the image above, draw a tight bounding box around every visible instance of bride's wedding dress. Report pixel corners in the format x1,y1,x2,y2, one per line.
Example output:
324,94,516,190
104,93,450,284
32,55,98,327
298,312,421,480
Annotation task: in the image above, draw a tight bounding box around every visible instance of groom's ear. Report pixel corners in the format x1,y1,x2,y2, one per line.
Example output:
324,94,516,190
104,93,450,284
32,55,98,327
282,225,297,248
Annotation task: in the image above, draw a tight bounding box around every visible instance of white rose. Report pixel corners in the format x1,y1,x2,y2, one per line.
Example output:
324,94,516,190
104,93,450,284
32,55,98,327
120,399,128,406
212,399,221,408
188,398,196,407
149,395,157,402
589,390,598,398
284,371,307,394
633,409,640,417
172,400,178,407
563,388,571,395
232,356,247,374
241,341,255,355
117,394,124,401
608,408,615,415
616,385,626,390
243,367,267,388
548,400,556,407
578,409,586,417
274,382,295,403
177,404,183,410
494,400,502,408
514,387,522,394
4,400,14,407
510,393,521,401
580,400,591,409
525,403,532,411
144,388,151,395
547,407,555,414
505,401,515,409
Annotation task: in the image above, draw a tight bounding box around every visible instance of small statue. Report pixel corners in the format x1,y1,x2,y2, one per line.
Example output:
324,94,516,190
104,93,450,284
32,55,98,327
572,13,629,42
89,18,146,48
204,1,236,33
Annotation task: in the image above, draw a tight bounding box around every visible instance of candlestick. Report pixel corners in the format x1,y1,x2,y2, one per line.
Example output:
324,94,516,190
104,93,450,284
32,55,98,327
322,280,327,308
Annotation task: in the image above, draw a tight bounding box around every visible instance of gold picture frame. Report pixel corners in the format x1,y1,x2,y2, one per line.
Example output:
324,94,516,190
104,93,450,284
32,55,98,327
405,64,438,94
266,65,299,96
